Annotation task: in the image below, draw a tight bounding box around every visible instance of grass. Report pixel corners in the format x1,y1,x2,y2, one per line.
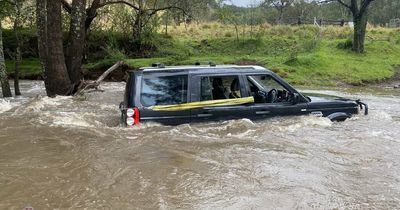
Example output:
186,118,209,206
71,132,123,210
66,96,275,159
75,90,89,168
4,23,400,86
5,58,42,77
274,40,400,85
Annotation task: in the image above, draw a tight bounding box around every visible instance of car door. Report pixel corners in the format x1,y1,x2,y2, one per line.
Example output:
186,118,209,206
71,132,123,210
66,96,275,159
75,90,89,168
243,74,308,120
138,72,191,125
190,74,254,123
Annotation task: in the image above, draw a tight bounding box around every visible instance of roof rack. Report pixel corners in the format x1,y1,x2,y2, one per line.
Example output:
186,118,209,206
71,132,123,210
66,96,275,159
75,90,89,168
194,61,216,67
151,63,165,68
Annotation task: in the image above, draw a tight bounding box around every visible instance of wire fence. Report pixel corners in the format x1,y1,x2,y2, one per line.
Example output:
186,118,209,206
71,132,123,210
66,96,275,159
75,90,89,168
284,17,349,27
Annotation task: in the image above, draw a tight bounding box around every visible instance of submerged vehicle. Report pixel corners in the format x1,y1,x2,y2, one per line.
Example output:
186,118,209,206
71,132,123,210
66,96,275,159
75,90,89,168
120,64,368,126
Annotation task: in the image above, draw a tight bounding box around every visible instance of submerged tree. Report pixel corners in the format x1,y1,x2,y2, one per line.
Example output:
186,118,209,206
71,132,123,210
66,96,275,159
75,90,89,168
0,20,12,98
37,0,71,96
0,0,34,96
12,0,22,95
60,0,188,91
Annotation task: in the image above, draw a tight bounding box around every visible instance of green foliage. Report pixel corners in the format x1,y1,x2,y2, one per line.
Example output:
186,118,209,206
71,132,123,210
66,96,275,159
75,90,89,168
101,34,127,61
3,24,400,87
2,28,37,59
300,37,320,52
153,35,192,59
5,58,41,76
201,24,212,29
336,39,353,50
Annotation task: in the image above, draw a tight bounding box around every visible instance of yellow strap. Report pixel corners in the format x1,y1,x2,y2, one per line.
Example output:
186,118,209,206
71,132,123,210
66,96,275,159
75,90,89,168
150,96,254,111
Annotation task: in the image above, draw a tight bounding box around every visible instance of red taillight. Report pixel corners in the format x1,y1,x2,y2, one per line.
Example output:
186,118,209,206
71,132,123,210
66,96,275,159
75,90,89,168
126,107,140,127
133,107,140,125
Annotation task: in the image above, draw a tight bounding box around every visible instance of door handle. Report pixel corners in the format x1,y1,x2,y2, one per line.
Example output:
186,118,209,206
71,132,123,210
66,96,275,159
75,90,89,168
255,110,270,115
197,113,213,117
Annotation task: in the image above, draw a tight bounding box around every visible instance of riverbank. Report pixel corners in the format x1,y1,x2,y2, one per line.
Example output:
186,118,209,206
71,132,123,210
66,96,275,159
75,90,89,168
4,24,400,87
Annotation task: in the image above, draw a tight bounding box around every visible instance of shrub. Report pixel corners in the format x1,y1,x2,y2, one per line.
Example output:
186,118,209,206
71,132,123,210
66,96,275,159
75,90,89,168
102,37,127,61
300,37,320,52
2,29,38,59
268,25,294,37
322,26,351,39
224,31,233,37
201,24,212,29
287,44,300,63
337,39,353,50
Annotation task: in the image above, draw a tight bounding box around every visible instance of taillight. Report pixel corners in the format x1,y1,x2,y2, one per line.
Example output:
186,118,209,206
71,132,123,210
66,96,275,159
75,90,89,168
126,107,140,127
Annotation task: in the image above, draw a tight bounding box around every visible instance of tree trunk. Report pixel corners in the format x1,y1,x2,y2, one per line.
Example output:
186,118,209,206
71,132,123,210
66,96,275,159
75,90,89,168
234,25,239,42
85,11,97,33
66,0,87,88
13,0,22,96
14,44,21,96
352,13,368,53
165,20,168,36
133,12,143,41
36,0,48,90
0,21,12,98
277,8,284,24
37,0,71,97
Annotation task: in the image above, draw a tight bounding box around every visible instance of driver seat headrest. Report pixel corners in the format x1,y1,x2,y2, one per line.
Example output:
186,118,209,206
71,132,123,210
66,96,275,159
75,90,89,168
230,78,240,91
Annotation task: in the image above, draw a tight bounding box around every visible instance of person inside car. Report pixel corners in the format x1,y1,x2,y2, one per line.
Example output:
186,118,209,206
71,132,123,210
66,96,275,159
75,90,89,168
212,78,227,99
229,78,241,98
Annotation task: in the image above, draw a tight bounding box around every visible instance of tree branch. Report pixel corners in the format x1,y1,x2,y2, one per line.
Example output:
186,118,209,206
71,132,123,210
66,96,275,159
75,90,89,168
318,0,351,10
60,0,72,13
336,0,351,9
359,0,374,14
96,0,139,11
74,61,123,96
2,0,15,5
146,6,188,17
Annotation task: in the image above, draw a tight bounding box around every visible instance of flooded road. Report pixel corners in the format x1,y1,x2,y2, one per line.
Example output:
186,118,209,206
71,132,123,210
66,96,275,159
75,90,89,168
1,81,400,209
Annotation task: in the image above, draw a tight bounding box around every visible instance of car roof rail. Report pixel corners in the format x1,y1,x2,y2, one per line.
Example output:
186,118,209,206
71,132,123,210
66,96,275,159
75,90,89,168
209,61,216,67
194,61,216,67
151,63,165,68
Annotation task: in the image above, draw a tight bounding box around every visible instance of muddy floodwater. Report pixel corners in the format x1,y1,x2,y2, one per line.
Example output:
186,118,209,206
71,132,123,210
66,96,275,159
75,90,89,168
1,81,400,209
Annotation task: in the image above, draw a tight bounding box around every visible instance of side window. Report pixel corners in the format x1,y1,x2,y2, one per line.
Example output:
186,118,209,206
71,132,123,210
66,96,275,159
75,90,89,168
141,74,188,106
247,75,291,103
200,77,213,101
200,76,241,101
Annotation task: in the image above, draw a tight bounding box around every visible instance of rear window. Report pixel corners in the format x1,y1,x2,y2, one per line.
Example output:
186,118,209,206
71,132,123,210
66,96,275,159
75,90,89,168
124,73,135,107
141,74,188,106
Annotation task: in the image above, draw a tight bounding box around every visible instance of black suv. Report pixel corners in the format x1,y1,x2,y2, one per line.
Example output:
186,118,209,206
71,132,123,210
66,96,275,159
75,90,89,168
120,64,368,126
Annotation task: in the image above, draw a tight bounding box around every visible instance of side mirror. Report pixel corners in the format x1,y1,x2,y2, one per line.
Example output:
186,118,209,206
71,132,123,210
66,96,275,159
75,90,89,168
292,93,300,105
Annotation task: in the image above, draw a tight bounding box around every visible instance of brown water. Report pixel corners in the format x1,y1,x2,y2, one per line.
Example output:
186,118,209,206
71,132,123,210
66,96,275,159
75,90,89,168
1,81,400,209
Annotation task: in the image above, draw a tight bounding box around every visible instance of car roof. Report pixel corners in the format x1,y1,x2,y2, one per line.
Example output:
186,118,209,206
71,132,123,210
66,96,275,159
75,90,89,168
127,65,273,75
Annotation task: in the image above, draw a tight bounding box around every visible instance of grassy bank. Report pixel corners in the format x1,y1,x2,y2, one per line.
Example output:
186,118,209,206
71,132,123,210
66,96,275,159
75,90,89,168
5,24,400,86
